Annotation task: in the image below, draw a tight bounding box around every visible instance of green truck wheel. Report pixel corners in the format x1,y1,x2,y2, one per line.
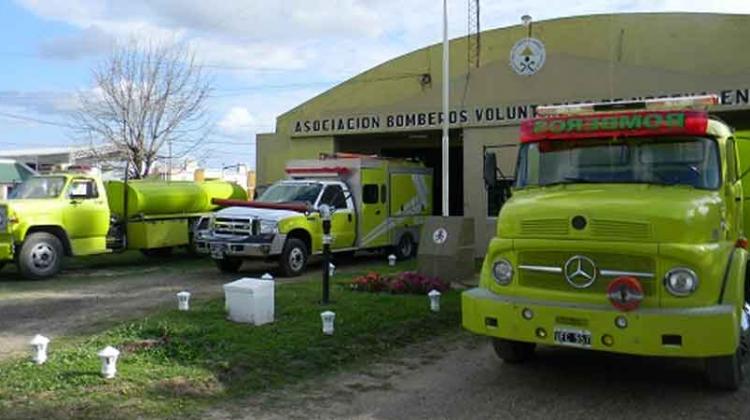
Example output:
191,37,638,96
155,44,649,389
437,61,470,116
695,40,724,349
18,232,63,280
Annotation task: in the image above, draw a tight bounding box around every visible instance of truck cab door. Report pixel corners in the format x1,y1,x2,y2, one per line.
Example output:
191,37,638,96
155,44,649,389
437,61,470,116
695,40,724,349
317,183,356,249
359,168,389,248
62,177,110,253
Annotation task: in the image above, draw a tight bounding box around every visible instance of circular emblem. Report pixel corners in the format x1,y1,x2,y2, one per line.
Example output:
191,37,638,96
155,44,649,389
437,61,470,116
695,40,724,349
432,228,448,244
607,277,644,312
563,255,597,289
509,37,546,76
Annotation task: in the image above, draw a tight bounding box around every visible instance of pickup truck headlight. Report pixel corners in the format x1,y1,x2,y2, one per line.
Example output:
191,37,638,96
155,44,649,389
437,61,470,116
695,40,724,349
664,267,698,297
259,220,278,234
492,259,513,285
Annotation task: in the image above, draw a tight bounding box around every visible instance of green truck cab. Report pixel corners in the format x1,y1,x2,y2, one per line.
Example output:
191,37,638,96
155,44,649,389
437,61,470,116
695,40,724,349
196,155,433,276
0,171,246,279
462,96,750,389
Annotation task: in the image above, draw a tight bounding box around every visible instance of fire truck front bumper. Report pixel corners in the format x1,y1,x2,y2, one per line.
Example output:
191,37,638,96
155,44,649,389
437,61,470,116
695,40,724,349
195,233,286,259
462,287,739,358
0,234,13,262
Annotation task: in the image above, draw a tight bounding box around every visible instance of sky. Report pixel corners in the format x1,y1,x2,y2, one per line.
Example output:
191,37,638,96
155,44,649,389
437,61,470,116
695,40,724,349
1,0,750,171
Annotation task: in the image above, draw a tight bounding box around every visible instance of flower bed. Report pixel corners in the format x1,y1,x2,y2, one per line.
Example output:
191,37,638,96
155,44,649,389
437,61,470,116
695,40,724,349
350,271,449,294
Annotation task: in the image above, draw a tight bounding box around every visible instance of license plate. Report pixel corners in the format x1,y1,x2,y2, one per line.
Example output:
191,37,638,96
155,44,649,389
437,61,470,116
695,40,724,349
210,243,227,259
553,328,592,348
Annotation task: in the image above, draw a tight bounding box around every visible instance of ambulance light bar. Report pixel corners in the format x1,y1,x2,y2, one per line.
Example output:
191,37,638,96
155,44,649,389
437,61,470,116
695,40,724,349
536,95,719,117
285,167,351,176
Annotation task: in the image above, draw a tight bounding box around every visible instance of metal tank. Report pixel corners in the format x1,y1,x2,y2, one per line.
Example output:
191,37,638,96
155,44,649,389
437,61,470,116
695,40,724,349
106,180,247,218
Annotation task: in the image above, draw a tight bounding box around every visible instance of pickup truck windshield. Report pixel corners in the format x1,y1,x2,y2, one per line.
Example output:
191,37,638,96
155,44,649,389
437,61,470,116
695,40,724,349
257,183,322,204
9,177,66,199
516,136,720,190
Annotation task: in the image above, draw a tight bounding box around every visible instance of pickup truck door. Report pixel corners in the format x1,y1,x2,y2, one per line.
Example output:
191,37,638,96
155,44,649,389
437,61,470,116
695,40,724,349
318,183,356,249
62,178,110,250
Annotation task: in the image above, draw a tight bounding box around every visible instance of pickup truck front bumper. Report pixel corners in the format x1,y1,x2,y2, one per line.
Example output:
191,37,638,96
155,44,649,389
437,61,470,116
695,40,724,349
462,287,740,358
0,234,14,262
195,232,286,259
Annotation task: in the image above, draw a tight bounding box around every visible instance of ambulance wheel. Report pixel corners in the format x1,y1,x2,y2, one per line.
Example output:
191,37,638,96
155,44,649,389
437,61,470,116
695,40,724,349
492,338,536,364
394,234,416,260
18,232,63,280
279,238,308,277
0,262,5,272
215,257,243,273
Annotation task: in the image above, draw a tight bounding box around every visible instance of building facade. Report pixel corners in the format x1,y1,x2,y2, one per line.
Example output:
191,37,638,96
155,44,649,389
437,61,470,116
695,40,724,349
257,13,750,256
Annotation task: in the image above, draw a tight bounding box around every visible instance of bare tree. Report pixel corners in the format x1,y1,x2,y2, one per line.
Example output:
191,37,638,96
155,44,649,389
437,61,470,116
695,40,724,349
73,42,212,179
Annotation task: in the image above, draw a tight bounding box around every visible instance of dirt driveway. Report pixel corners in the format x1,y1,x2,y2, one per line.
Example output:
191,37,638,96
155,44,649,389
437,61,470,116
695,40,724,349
206,333,750,420
0,251,378,361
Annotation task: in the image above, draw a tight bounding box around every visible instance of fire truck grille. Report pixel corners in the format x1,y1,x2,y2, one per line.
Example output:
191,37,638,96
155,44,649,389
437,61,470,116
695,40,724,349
590,219,652,240
214,218,258,235
517,251,656,296
520,219,569,236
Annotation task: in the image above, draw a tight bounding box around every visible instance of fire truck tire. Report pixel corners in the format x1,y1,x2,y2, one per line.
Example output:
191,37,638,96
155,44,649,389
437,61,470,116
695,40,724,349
705,348,744,391
279,238,308,277
0,262,5,271
18,232,63,280
492,338,536,364
394,233,416,260
215,257,243,273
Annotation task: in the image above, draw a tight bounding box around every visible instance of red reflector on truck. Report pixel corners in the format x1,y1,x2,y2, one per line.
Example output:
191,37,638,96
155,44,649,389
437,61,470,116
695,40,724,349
520,111,709,143
607,276,644,312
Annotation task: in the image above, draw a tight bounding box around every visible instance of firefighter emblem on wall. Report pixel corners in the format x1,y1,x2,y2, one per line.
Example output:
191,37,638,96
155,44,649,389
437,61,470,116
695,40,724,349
432,228,448,245
509,37,546,76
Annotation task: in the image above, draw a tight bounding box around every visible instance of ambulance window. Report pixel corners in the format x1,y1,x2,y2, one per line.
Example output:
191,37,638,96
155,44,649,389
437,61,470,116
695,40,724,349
320,185,347,209
380,185,387,204
363,184,379,204
727,139,738,183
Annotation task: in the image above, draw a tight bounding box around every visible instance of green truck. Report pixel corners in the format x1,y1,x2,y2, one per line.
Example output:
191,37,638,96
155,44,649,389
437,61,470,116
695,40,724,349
196,155,433,276
0,171,246,279
463,95,750,389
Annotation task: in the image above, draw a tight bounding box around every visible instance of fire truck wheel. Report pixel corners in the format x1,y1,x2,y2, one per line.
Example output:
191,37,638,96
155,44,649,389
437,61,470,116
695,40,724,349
18,232,63,280
705,348,744,391
492,338,536,364
215,257,243,273
279,238,308,277
0,262,5,271
394,234,416,260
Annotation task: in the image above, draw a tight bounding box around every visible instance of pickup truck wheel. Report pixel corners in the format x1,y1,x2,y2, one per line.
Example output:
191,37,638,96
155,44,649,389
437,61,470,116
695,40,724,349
279,238,308,277
492,338,536,364
215,257,243,273
18,232,63,280
394,233,416,260
705,349,744,390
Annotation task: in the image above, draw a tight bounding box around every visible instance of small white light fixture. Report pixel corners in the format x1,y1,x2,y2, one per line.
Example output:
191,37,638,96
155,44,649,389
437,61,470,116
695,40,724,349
328,263,336,277
29,334,50,365
388,254,397,266
261,273,274,281
428,290,442,312
521,308,534,320
176,291,191,311
98,346,120,379
320,311,336,335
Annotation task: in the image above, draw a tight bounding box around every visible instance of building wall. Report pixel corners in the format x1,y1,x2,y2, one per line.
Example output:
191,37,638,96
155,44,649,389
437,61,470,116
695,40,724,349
256,12,750,256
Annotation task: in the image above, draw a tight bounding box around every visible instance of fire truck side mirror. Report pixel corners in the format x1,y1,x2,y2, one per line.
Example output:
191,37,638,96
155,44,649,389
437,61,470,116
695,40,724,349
484,152,498,188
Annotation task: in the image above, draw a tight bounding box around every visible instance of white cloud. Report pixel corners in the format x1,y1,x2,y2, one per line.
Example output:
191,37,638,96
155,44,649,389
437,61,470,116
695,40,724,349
218,106,256,136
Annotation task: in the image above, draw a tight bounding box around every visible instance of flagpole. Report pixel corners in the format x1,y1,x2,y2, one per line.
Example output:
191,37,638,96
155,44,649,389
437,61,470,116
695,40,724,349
441,0,450,217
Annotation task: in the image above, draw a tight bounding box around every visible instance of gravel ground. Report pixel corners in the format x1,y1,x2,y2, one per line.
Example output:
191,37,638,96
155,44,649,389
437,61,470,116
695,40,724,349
206,333,750,420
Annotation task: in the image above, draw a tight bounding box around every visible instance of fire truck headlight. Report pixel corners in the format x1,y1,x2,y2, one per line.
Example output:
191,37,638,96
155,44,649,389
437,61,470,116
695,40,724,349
664,268,698,297
259,220,278,234
492,259,513,285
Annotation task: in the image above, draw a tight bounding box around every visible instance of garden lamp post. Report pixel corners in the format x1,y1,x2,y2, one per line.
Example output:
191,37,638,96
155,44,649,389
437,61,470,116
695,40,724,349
30,334,50,365
320,204,332,304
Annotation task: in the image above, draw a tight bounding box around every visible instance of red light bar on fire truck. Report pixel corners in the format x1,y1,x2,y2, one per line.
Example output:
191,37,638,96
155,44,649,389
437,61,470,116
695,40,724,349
536,94,719,117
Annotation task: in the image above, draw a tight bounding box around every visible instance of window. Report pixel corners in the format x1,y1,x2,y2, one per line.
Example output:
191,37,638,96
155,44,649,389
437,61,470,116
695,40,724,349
380,185,387,204
69,179,98,199
363,184,379,204
9,176,66,199
319,185,347,209
727,138,738,183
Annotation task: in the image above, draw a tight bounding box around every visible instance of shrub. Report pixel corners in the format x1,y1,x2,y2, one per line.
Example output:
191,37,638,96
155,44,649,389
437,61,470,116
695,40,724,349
350,271,449,295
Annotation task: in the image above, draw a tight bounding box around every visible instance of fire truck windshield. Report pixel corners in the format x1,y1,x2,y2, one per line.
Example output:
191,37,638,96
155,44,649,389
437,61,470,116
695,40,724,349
515,136,720,190
257,182,323,205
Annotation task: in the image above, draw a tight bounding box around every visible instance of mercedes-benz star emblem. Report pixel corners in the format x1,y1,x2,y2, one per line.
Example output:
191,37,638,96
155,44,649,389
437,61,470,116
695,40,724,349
563,255,598,289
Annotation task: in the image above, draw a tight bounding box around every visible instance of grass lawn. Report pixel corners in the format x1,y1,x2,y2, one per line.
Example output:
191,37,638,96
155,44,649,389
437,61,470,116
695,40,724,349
0,265,462,419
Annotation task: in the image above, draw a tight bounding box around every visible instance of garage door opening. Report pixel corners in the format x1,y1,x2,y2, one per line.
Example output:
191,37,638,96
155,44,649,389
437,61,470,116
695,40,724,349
334,130,463,216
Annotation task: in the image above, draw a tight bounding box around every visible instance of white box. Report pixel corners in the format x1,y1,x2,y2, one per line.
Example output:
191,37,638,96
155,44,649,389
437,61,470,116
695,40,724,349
223,278,275,325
